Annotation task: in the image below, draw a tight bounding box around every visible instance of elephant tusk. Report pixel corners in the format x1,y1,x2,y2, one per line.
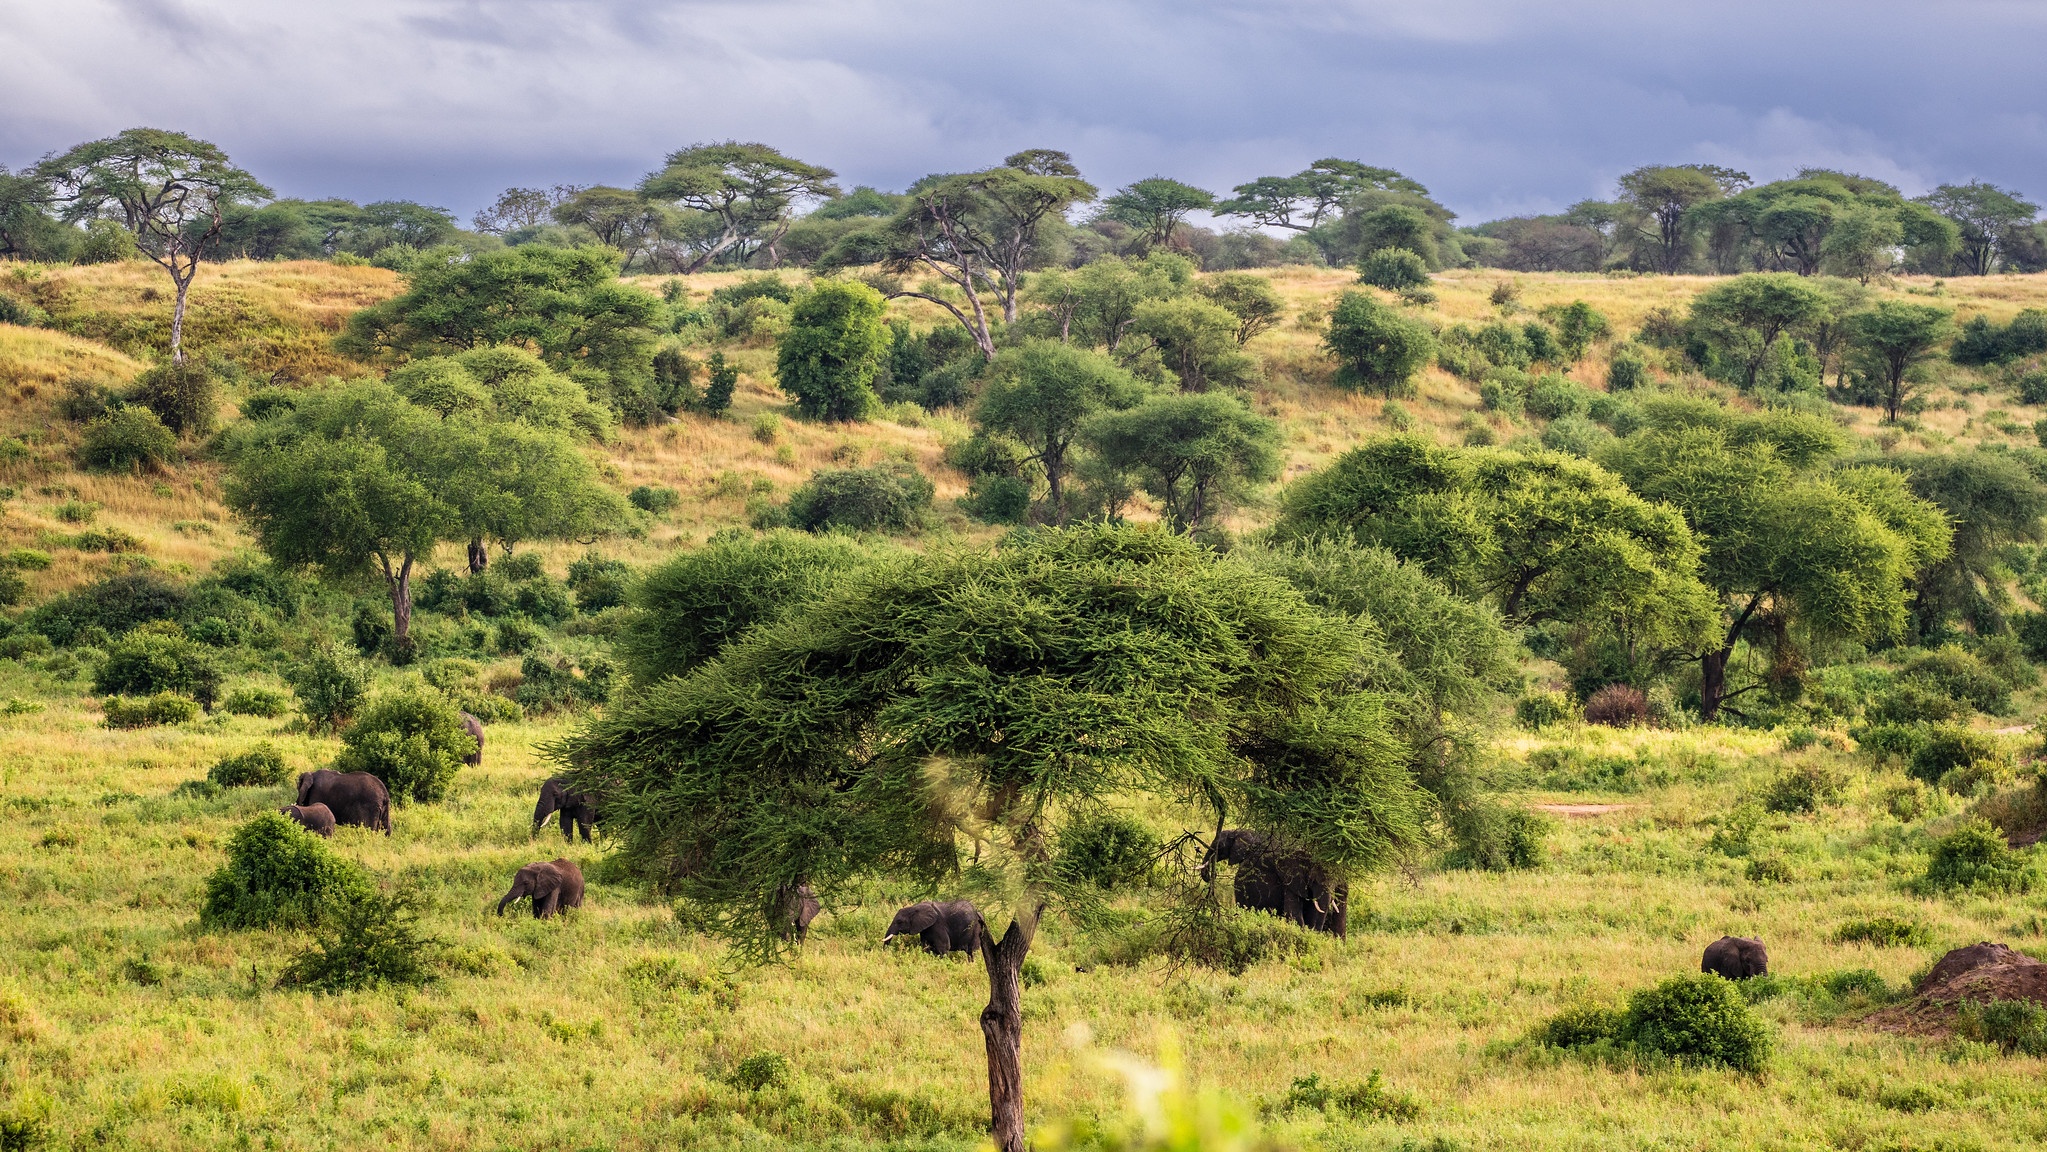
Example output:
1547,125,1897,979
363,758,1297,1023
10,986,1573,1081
882,933,896,943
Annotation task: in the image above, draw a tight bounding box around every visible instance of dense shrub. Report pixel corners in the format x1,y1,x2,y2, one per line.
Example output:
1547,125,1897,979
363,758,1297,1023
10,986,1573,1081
1515,690,1575,730
200,813,370,930
222,686,292,717
1856,722,1929,762
513,576,576,625
515,652,614,713
1866,681,1968,726
1056,811,1158,889
786,461,934,533
1956,998,2047,1056
1447,800,1549,871
1908,724,2003,788
128,360,221,437
26,570,188,646
1832,916,1930,948
288,647,371,732
629,485,680,514
1357,247,1430,292
102,693,201,728
566,551,632,613
1324,290,1433,397
208,743,290,788
1279,1072,1421,1122
333,691,474,803
1764,762,1845,814
1583,684,1649,727
730,1053,791,1092
1526,374,1591,420
498,553,545,581
93,626,222,710
79,407,178,473
1539,974,1771,1072
1924,820,2032,893
276,889,440,992
960,474,1031,524
1900,646,2011,715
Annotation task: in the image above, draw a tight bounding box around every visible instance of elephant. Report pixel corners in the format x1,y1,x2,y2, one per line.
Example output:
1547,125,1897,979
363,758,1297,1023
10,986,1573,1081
459,711,485,767
778,883,822,942
295,769,391,835
1702,935,1769,979
532,777,599,842
279,802,335,838
883,900,985,957
496,858,585,919
1201,828,1348,938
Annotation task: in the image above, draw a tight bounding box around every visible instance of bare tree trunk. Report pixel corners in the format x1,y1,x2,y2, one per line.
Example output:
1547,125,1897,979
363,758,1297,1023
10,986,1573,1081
979,908,1040,1152
1700,648,1727,721
170,271,193,365
384,553,416,661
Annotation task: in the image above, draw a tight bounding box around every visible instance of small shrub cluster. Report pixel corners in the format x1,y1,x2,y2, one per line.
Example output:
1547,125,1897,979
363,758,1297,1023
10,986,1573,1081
1764,762,1845,814
1277,1071,1421,1122
628,485,680,514
1535,973,1773,1073
93,625,222,710
1923,819,2032,894
201,813,370,930
729,1053,792,1092
288,646,371,732
1582,684,1649,727
1447,800,1549,871
1055,811,1158,889
102,692,201,728
1832,916,1930,948
1955,998,2047,1056
515,651,614,714
222,686,292,717
276,889,440,992
332,690,474,803
784,461,934,534
1514,690,1574,730
208,744,290,788
79,407,179,473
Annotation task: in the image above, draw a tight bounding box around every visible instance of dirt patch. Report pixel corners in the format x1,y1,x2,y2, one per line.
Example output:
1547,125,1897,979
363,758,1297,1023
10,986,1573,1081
1530,803,1632,818
1866,942,2047,1037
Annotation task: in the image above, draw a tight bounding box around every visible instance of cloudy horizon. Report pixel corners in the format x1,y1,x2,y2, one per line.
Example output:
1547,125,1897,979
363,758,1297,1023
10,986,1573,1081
3,0,2042,224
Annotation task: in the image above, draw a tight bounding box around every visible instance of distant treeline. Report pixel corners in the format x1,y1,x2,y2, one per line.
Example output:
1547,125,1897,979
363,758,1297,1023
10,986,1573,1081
4,139,2040,279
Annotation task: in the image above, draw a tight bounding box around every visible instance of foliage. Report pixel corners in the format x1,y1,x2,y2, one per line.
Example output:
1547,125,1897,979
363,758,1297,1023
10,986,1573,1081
977,340,1145,520
515,651,615,714
1847,302,1953,421
79,407,178,473
128,359,221,437
1764,762,1844,814
277,889,440,992
1955,998,2047,1056
1907,724,2002,788
1832,916,1930,948
333,690,475,803
1538,974,1772,1073
1323,291,1433,396
785,461,934,534
1056,811,1159,889
1101,178,1215,249
25,570,187,646
200,812,370,930
629,485,680,514
92,626,221,710
1515,691,1576,730
1278,1072,1421,1122
101,692,201,728
1082,393,1281,532
1689,274,1828,391
1583,684,1649,727
776,280,889,422
208,743,289,788
1357,247,1430,292
287,646,371,732
1923,819,2032,893
961,475,1031,524
1446,800,1549,871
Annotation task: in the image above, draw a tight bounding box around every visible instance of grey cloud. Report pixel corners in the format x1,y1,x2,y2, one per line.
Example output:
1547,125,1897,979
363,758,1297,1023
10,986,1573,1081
0,0,2040,221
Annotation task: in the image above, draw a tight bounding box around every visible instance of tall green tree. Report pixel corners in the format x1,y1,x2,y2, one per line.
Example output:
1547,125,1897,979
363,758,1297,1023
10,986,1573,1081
1197,273,1285,345
1101,178,1215,250
1920,182,2040,275
1887,450,2047,636
975,340,1144,521
37,128,271,362
1688,273,1829,390
1846,301,1952,421
1615,164,1746,273
776,280,890,422
1215,159,1429,232
1323,291,1433,396
554,527,1428,1152
639,142,839,270
1598,404,1950,719
1082,392,1281,531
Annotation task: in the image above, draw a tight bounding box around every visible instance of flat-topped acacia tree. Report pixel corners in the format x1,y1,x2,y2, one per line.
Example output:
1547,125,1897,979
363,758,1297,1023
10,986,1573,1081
552,527,1426,1152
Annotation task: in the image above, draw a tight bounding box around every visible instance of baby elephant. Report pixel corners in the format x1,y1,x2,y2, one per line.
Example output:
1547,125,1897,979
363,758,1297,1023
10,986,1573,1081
279,803,336,838
883,900,985,958
496,859,585,920
1702,935,1769,979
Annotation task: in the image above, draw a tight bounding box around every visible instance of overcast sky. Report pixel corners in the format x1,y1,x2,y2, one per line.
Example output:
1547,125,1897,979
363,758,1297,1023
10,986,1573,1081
4,1,2043,225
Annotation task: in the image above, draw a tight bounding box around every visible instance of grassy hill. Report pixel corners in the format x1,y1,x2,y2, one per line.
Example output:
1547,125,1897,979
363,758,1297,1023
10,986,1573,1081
2,257,2047,1150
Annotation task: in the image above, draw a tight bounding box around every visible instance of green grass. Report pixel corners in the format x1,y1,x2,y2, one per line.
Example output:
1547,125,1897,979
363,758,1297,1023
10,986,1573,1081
3,660,2047,1150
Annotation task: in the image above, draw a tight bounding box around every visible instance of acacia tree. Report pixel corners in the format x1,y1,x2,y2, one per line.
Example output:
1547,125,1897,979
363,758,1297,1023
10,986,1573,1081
554,528,1427,1152
1615,164,1745,273
1215,159,1428,232
1846,301,1952,421
1688,273,1828,390
1101,178,1214,250
638,142,838,270
551,186,674,271
1323,291,1433,396
1920,182,2039,275
975,340,1144,521
1083,392,1281,531
37,129,271,363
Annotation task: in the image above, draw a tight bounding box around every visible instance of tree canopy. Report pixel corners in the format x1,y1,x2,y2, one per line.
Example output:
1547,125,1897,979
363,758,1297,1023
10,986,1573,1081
638,142,839,270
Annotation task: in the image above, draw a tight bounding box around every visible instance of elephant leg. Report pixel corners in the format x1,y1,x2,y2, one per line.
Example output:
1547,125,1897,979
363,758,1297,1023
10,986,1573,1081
534,888,557,919
561,817,575,843
579,817,593,843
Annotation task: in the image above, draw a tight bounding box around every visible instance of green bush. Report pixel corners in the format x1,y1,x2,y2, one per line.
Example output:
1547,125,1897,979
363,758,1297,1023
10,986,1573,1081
1056,811,1158,889
959,474,1031,524
222,686,292,717
102,692,200,728
79,407,178,473
1623,974,1772,1072
1924,819,2032,894
1867,680,1968,726
777,279,888,422
288,646,371,732
730,1052,791,1092
1909,725,2003,788
1956,998,2047,1056
1607,347,1650,391
128,360,221,437
1514,690,1575,730
1526,374,1591,420
1447,800,1550,871
333,690,474,803
25,569,187,646
1746,854,1794,884
515,652,614,713
93,626,221,710
1900,646,2011,715
1535,1004,1627,1049
208,743,289,788
201,813,370,930
1833,916,1930,948
1764,762,1845,814
786,461,934,534
1356,247,1430,292
566,551,633,613
497,552,545,581
276,889,439,992
1279,1072,1421,1122
629,485,680,514
1856,722,1930,762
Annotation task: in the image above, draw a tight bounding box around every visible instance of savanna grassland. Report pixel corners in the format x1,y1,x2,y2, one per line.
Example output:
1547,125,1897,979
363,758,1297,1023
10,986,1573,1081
4,256,2047,1152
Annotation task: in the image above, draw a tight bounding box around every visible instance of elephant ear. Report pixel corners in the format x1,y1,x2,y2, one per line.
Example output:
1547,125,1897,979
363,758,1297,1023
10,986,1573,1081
885,902,940,938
